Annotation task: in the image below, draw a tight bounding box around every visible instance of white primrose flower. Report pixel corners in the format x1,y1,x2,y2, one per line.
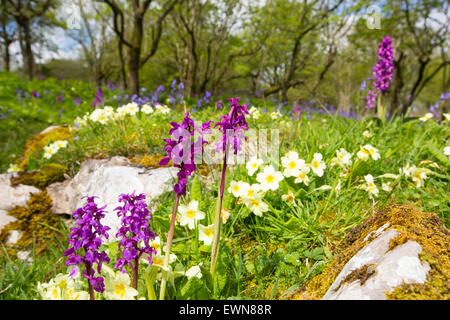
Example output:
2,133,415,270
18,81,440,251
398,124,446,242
155,104,171,114
357,145,380,161
198,224,215,246
364,174,379,198
7,163,21,173
270,111,282,119
294,167,311,185
281,190,296,205
382,182,392,192
256,165,284,192
103,266,138,300
178,200,205,230
141,104,154,114
363,130,372,138
116,105,129,119
331,148,352,167
125,102,139,116
246,156,264,176
43,144,59,159
52,140,68,149
185,265,202,279
228,180,248,198
281,151,308,178
240,183,263,201
444,146,450,156
221,208,231,224
410,167,429,188
419,113,433,122
243,196,269,217
310,153,326,177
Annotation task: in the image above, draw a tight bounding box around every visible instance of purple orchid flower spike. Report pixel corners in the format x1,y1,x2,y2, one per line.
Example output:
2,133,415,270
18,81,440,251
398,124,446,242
114,192,156,290
64,196,111,300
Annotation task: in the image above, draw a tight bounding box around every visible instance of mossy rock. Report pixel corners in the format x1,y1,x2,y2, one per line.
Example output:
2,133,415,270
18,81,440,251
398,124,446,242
291,204,449,300
0,191,65,257
10,163,68,190
17,126,71,170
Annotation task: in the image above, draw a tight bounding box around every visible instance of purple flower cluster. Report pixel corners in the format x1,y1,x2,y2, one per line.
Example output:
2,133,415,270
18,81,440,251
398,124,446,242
365,37,394,109
160,112,212,195
64,196,111,293
114,192,157,273
214,97,249,154
92,86,103,109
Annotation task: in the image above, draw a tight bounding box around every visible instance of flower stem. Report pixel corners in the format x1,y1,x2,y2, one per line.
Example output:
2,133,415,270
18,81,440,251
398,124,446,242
210,156,228,280
159,193,180,300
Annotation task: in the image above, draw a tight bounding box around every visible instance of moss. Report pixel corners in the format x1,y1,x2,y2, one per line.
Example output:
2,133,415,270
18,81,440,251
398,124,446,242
129,154,172,168
17,126,71,170
0,191,65,257
338,263,376,289
291,204,449,300
10,163,67,190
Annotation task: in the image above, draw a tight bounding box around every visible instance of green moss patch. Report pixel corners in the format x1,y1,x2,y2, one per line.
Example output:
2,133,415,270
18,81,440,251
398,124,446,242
10,163,67,190
0,191,65,257
291,204,449,300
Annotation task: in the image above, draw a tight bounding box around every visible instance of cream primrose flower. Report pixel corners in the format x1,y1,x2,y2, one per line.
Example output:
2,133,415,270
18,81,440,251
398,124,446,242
294,167,311,185
310,153,326,177
7,163,21,173
382,182,392,192
270,111,282,119
243,196,269,217
357,145,380,161
228,180,248,197
43,144,59,159
363,130,372,138
155,104,171,114
364,174,379,198
281,190,296,205
52,140,68,149
248,106,261,119
256,165,284,192
246,156,264,176
240,183,263,201
150,253,178,270
116,105,129,118
74,116,87,128
178,200,205,230
281,151,307,177
185,265,202,279
66,289,90,300
141,104,154,114
419,113,433,122
410,167,428,188
444,146,450,156
37,273,85,300
198,224,215,245
443,113,450,122
125,102,139,116
402,164,415,177
89,108,108,124
331,148,352,167
149,236,162,255
104,267,138,300
221,208,231,224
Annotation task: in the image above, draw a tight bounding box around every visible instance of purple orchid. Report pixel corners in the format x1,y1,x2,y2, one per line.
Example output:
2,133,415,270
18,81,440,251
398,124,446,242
159,112,212,196
365,36,394,109
114,192,156,289
64,196,111,299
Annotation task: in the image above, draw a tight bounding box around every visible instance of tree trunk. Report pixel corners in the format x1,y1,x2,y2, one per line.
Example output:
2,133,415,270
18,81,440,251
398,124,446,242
22,18,35,79
128,46,140,95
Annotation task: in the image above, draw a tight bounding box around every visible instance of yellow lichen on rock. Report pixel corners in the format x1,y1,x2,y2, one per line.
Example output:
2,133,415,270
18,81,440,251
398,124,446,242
291,204,449,300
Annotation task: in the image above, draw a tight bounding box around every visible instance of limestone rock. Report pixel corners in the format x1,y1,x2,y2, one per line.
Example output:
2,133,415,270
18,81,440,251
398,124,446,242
323,228,431,300
47,156,178,242
0,173,40,212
